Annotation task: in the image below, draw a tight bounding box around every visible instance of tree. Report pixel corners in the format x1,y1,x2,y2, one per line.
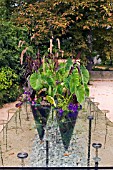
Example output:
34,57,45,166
12,0,113,66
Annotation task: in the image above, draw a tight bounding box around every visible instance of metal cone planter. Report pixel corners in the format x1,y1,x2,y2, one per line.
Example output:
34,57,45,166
56,111,79,150
31,105,50,140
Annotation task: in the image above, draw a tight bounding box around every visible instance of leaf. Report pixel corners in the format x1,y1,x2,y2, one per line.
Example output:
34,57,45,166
70,83,76,94
70,68,80,86
80,65,89,84
47,76,55,86
57,84,63,94
64,77,69,89
76,85,85,104
65,58,73,71
84,84,89,97
30,72,43,91
48,85,52,96
46,96,56,107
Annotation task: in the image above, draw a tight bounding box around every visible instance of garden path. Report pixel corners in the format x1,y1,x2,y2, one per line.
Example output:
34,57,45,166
89,81,113,122
0,102,18,132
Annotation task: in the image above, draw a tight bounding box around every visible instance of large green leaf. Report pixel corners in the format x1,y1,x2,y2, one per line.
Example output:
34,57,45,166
30,72,43,91
48,85,52,96
65,58,73,71
84,84,89,97
57,84,63,95
64,77,69,89
76,85,85,104
70,68,80,86
80,65,89,84
45,76,55,86
70,83,76,94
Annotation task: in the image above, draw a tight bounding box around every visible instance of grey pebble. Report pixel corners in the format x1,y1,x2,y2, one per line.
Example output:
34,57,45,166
29,118,87,167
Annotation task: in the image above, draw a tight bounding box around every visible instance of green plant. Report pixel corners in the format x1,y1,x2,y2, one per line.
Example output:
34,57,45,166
0,67,21,106
29,56,89,119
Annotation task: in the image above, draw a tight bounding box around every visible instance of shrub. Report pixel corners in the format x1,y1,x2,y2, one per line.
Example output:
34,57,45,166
0,67,22,106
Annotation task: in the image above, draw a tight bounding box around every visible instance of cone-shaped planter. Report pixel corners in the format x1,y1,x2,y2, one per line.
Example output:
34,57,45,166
31,105,50,140
57,111,79,150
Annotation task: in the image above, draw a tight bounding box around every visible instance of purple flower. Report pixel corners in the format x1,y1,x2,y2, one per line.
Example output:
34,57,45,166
15,102,23,108
68,103,73,110
27,97,31,101
56,80,60,85
59,108,64,117
24,91,28,94
27,91,31,95
68,103,78,112
24,90,31,95
31,101,36,106
72,104,78,112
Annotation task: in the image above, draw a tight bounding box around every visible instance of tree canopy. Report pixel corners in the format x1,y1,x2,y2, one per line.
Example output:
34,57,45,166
13,0,113,59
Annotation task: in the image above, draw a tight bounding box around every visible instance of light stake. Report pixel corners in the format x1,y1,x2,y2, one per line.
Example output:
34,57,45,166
45,128,49,167
0,141,4,166
17,152,28,167
87,115,93,167
101,110,109,148
92,143,102,168
93,102,100,130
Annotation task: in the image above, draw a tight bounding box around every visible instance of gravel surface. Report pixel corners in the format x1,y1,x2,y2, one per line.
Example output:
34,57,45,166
29,111,88,167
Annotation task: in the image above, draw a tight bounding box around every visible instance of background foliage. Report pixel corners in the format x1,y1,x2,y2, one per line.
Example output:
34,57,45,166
14,0,113,58
0,67,21,106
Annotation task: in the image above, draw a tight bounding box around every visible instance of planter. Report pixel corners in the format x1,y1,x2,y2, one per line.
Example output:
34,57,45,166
31,105,50,140
56,110,79,150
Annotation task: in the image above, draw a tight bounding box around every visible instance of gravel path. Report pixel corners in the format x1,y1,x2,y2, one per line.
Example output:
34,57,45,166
29,111,88,167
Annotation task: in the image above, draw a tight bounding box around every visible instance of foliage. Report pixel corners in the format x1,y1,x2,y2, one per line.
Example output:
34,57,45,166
0,67,21,106
0,0,39,20
17,36,89,121
0,21,21,68
0,20,30,95
28,55,89,113
13,0,113,59
93,26,113,64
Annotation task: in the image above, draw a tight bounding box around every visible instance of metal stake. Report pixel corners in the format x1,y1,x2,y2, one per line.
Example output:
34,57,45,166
87,115,93,167
93,102,99,131
18,108,22,127
102,110,109,149
17,152,28,167
46,140,49,167
5,123,8,151
87,97,91,114
0,141,4,166
90,97,95,116
92,143,102,168
46,128,49,167
25,102,29,121
15,112,18,134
